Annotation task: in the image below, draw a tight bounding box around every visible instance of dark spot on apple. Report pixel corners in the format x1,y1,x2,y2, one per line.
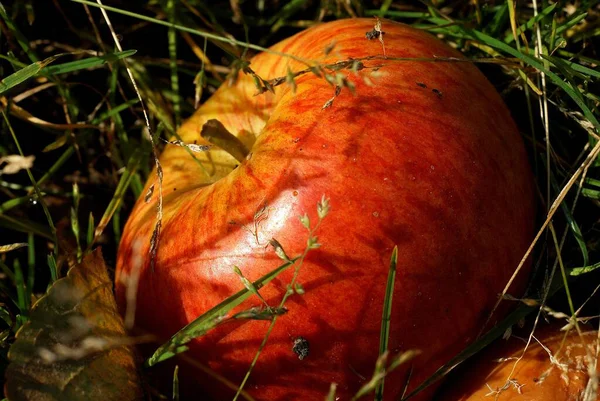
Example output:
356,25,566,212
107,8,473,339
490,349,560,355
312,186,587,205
173,188,177,191
432,88,443,98
416,82,427,88
293,190,298,196
365,29,385,40
533,377,539,383
293,137,300,143
292,337,310,360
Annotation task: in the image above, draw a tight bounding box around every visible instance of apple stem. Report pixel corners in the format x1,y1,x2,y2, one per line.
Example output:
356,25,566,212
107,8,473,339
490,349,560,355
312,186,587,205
201,119,250,163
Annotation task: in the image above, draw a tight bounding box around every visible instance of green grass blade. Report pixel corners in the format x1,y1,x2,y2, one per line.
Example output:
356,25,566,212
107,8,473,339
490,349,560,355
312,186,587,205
172,365,179,401
0,259,16,286
550,176,588,266
69,0,310,64
557,59,600,79
146,257,298,367
0,55,60,94
461,28,600,131
365,10,430,18
375,246,398,401
92,147,144,245
0,3,39,62
0,196,33,214
166,0,181,128
486,3,509,37
13,259,28,325
43,50,137,75
569,262,600,276
87,212,95,247
0,51,135,95
0,215,52,240
33,146,74,192
503,3,557,43
47,253,58,283
553,12,587,38
402,273,565,400
2,111,58,254
26,233,34,305
90,99,139,125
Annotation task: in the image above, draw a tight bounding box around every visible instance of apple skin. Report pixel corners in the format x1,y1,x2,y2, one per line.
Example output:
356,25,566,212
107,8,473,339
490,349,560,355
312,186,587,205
116,18,535,401
434,325,599,401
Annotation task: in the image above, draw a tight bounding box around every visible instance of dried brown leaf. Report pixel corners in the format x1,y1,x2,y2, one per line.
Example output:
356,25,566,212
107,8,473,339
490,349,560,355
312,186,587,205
0,243,27,254
5,249,144,401
0,155,35,175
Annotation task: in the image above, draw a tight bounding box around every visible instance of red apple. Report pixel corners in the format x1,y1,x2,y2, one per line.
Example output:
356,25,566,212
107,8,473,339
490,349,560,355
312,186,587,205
116,18,535,400
434,325,599,401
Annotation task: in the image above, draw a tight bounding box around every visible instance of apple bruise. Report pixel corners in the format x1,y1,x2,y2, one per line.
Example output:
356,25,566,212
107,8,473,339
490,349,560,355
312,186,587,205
116,19,535,401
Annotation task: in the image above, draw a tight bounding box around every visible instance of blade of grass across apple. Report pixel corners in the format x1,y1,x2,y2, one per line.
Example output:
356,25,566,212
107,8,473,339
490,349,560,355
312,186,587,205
375,246,398,401
146,257,299,366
